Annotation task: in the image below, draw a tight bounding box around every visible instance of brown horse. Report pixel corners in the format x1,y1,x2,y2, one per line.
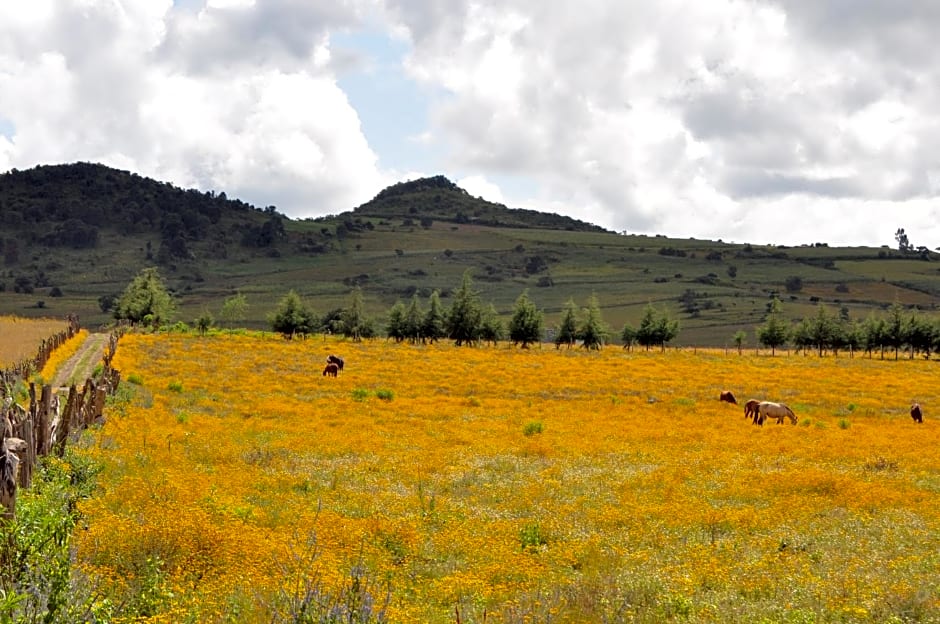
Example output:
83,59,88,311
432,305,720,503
719,390,737,405
327,354,345,371
744,399,761,422
756,401,797,425
323,362,339,377
911,403,923,423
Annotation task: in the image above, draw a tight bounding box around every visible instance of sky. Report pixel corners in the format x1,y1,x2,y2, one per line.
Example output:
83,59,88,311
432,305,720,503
2,0,940,248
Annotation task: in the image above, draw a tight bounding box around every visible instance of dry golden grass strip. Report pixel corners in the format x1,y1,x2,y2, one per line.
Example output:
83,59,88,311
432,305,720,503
0,316,70,368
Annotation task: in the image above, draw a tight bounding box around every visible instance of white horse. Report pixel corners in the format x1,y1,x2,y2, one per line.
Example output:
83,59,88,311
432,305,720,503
756,401,797,425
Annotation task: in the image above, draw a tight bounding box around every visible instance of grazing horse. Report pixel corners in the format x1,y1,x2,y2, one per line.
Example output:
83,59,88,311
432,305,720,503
719,390,737,405
744,399,761,422
756,401,797,426
911,403,924,423
323,362,339,377
327,354,345,371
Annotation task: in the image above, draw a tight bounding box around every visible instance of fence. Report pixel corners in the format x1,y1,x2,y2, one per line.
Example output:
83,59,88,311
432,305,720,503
0,314,81,395
1,329,122,520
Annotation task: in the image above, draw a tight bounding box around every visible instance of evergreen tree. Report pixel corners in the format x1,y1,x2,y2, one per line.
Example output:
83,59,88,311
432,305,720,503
422,290,447,343
269,290,315,339
805,305,837,356
653,308,680,352
621,323,638,351
339,287,371,341
446,270,483,346
756,297,790,356
884,300,906,360
508,290,543,348
386,301,406,342
403,294,424,343
555,299,579,349
480,303,505,346
577,293,608,350
114,267,176,327
862,312,886,359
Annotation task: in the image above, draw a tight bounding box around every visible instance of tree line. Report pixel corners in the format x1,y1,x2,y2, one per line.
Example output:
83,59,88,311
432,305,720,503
110,268,681,350
751,296,940,359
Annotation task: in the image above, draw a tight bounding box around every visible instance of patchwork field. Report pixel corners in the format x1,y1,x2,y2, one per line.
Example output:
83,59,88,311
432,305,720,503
73,333,940,622
0,315,71,368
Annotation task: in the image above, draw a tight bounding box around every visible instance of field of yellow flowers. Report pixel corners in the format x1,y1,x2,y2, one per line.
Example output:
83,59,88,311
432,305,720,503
73,333,940,622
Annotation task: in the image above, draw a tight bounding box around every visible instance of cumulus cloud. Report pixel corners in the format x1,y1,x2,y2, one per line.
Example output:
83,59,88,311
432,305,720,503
383,0,940,245
0,0,386,216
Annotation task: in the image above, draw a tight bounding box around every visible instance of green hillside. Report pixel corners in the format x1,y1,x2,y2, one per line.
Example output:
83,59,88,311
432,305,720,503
1,163,937,345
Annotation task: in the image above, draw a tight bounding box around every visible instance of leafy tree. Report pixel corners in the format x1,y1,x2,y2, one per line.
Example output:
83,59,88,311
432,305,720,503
114,267,176,327
480,303,505,346
508,290,543,348
422,290,447,343
784,275,803,293
268,290,315,339
756,297,790,356
621,323,637,351
555,299,579,349
732,330,747,355
220,292,248,328
386,301,406,342
906,311,935,359
446,270,483,346
577,293,609,350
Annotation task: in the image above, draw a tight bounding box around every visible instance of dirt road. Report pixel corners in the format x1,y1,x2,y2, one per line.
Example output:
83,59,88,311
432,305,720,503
51,333,110,388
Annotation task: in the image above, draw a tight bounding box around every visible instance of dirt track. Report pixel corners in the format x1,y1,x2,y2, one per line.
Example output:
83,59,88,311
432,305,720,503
51,333,110,388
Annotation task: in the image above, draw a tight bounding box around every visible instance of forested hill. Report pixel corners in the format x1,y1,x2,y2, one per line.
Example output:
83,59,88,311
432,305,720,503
0,162,270,251
349,175,611,233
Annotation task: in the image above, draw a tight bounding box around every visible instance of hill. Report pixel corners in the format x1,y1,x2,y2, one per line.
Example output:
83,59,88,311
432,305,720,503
0,162,938,345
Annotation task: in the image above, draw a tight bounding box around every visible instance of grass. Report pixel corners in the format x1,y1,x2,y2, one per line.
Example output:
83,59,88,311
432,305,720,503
0,316,71,367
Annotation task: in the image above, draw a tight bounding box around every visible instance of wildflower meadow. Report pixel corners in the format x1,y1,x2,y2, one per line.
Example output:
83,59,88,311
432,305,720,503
71,332,940,622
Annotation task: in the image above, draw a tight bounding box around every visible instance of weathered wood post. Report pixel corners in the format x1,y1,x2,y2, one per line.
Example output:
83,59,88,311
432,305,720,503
55,385,77,458
37,384,53,456
1,438,26,520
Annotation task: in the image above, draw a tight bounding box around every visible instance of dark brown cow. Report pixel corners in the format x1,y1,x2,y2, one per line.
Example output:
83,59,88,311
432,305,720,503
323,362,339,377
719,391,737,405
911,403,924,423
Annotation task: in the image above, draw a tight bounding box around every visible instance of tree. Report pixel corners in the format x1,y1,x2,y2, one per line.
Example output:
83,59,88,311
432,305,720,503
422,290,447,343
805,305,837,356
339,287,370,341
784,275,803,293
895,227,912,252
634,303,679,352
577,293,609,350
509,290,544,348
621,323,637,351
114,267,176,327
386,301,406,342
446,270,483,346
220,292,248,328
479,303,505,346
861,312,887,359
884,300,906,360
732,330,747,355
403,294,424,343
268,290,315,339
756,297,790,356
195,308,214,335
555,299,579,349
